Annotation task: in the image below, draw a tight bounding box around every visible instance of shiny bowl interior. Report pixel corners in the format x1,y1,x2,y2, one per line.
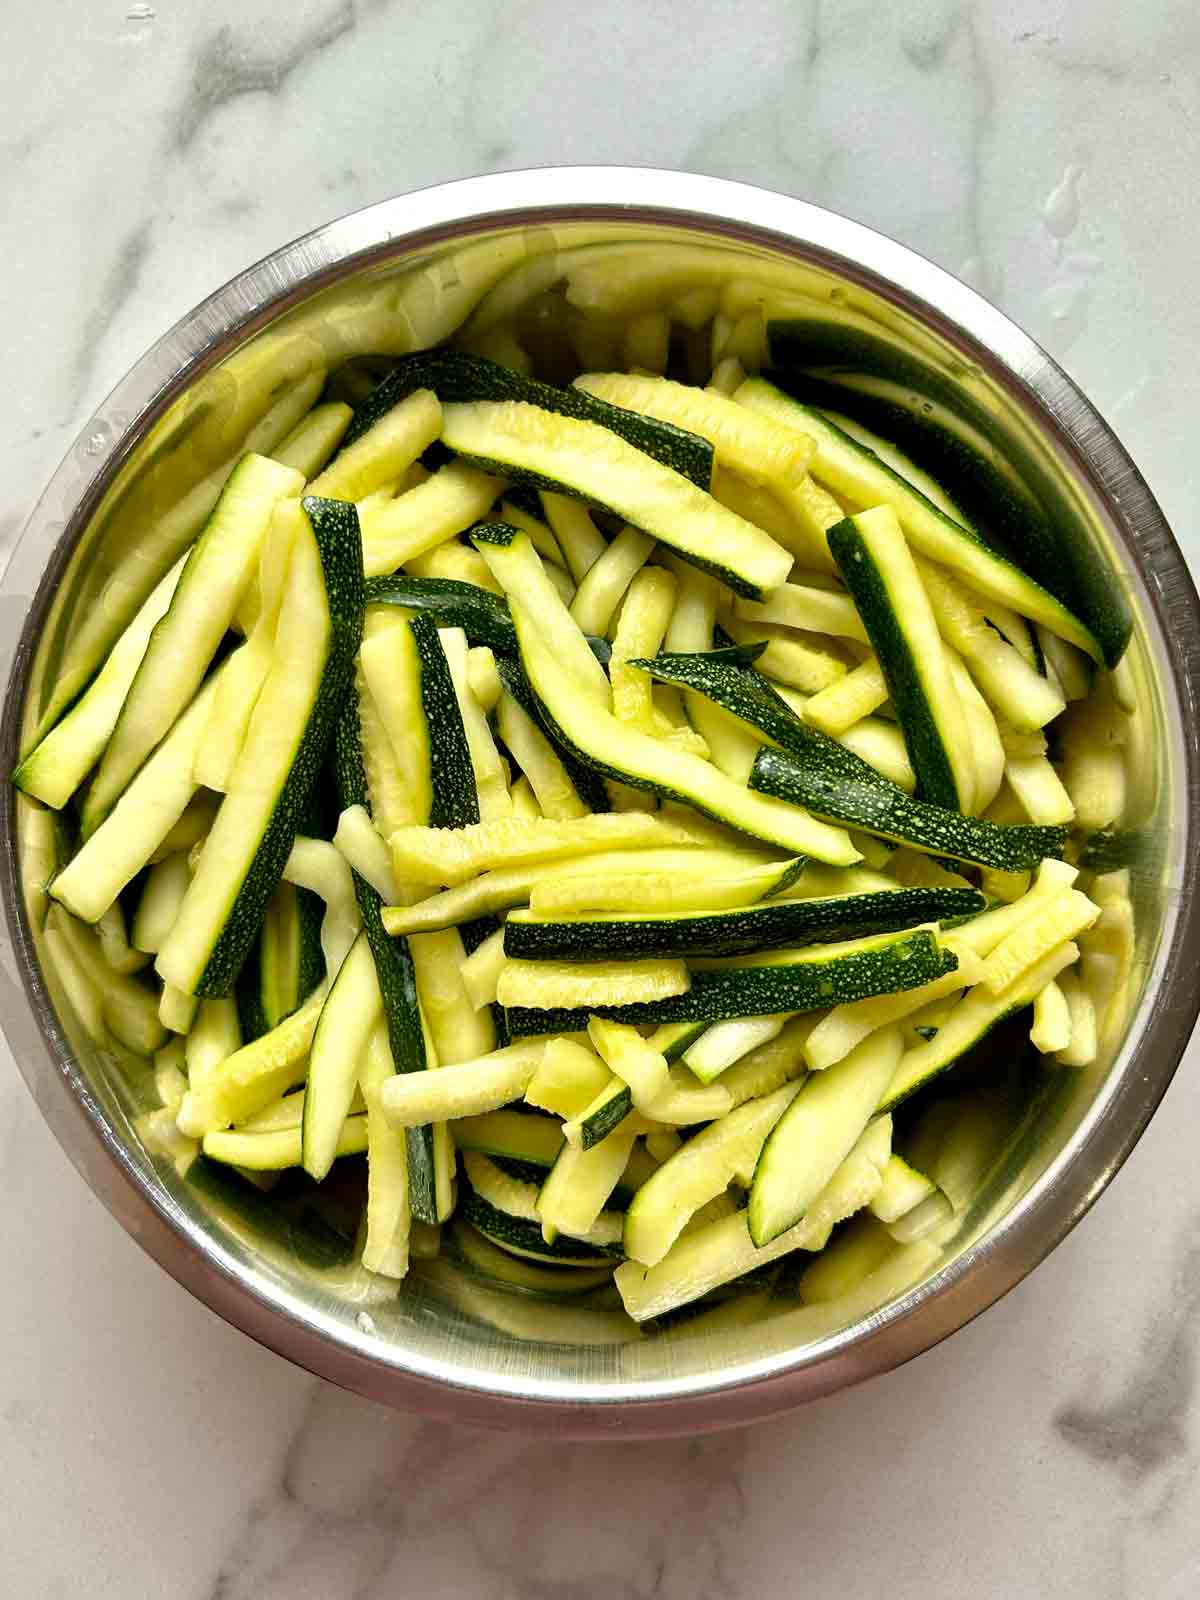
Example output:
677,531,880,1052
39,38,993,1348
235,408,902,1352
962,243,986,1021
3,168,1198,1438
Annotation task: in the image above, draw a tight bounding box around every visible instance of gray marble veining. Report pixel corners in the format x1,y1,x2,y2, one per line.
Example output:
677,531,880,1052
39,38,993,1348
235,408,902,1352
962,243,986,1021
2,2,1199,1594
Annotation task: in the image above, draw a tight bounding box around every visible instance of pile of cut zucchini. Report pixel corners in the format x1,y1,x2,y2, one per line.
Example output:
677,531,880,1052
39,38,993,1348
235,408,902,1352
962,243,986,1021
17,314,1139,1331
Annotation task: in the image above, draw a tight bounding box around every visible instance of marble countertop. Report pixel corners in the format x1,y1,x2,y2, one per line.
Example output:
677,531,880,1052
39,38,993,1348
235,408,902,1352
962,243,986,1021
3,3,1199,1594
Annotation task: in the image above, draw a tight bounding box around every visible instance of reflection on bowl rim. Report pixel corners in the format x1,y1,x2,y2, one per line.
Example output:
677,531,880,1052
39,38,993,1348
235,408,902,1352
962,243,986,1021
2,167,1199,1438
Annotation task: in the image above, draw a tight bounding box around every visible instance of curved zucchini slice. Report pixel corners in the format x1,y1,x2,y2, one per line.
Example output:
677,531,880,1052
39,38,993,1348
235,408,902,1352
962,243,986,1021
762,334,1131,667
504,925,954,1035
364,575,517,655
752,745,1065,873
84,454,305,835
527,854,803,916
748,1028,902,1245
573,370,813,497
13,552,186,809
633,647,1066,871
445,400,790,599
615,1115,893,1321
494,654,610,815
828,507,974,812
341,348,714,489
156,496,363,997
737,376,1104,661
623,1082,801,1266
473,523,613,705
502,886,983,962
460,1152,625,1260
508,598,858,864
49,672,221,925
448,1221,614,1296
879,939,1080,1111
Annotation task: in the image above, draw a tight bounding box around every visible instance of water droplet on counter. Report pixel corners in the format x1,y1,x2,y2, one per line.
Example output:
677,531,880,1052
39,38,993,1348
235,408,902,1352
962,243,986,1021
1041,166,1083,259
126,3,156,18
355,1311,377,1335
75,419,115,463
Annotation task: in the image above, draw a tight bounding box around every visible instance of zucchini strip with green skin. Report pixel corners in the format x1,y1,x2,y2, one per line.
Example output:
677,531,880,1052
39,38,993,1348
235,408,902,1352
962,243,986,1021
29,370,327,750
453,1109,566,1168
341,347,714,489
615,1115,893,1321
235,878,324,1041
509,599,859,864
447,400,790,600
473,524,613,705
332,702,447,1226
735,376,1105,662
363,575,517,655
460,1152,625,1259
880,939,1081,1111
49,673,220,924
573,370,814,494
503,926,954,1034
623,1082,802,1266
761,333,1132,667
156,496,363,997
502,886,983,961
748,1027,902,1245
631,648,1067,871
13,552,187,809
752,745,1064,873
360,612,479,831
85,453,305,835
828,507,975,812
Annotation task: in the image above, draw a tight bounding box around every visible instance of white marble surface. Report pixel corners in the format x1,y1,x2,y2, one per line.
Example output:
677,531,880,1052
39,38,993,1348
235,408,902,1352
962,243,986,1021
3,2,1199,1594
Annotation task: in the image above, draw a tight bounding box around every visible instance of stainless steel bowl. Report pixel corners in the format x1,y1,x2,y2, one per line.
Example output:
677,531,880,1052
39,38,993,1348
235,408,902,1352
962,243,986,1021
4,168,1198,1438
